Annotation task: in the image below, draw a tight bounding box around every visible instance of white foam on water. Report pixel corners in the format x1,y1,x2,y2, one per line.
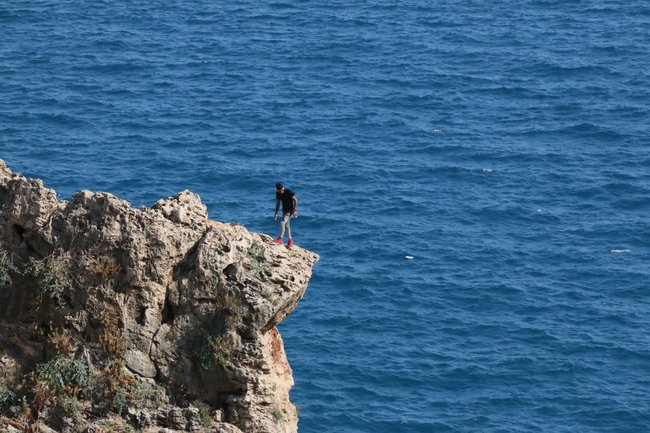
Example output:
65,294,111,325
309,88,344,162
610,249,631,254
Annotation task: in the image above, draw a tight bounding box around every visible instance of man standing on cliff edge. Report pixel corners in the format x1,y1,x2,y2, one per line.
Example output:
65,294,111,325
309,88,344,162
274,182,298,249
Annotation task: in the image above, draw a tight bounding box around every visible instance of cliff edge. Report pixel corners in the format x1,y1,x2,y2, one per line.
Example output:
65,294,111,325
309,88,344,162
0,160,319,433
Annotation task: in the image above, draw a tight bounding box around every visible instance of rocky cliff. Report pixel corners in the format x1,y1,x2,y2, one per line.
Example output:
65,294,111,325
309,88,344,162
0,160,318,433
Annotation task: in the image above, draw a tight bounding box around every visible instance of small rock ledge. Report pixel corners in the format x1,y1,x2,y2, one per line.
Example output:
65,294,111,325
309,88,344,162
0,159,319,433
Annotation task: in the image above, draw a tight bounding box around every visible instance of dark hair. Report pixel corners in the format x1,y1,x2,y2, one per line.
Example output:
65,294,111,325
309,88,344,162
276,182,284,190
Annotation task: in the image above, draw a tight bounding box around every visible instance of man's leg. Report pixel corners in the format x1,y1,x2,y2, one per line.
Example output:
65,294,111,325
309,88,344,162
283,213,292,240
278,215,286,239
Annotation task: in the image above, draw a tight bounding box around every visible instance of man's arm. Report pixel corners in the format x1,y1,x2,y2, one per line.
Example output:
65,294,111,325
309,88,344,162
274,199,281,220
292,195,299,215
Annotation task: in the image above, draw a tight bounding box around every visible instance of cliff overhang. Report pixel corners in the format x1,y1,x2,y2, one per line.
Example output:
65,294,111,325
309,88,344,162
0,159,318,433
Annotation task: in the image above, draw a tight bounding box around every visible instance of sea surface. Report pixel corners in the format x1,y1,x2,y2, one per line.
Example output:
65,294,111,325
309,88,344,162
1,1,649,432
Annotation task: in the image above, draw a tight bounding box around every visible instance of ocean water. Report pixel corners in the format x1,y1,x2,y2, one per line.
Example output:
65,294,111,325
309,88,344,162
1,1,649,432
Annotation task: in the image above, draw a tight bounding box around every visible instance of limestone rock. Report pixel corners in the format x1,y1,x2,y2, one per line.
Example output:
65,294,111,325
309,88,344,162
0,159,319,433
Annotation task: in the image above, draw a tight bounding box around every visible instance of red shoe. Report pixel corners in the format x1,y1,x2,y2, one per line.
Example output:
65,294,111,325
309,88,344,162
274,237,283,243
287,239,294,249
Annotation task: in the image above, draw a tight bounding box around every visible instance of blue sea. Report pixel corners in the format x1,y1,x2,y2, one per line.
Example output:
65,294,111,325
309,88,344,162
1,1,649,432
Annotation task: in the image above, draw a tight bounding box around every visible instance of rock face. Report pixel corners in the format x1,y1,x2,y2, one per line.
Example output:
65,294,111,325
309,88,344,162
0,159,318,433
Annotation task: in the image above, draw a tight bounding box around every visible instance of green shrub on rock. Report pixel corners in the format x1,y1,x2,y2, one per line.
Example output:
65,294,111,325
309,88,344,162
57,395,82,418
127,380,162,409
271,406,285,423
37,355,90,398
0,385,15,413
0,250,18,289
112,388,128,415
25,253,75,307
198,334,234,369
192,399,213,427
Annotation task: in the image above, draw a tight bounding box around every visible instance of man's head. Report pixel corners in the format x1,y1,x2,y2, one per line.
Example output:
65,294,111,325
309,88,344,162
276,182,284,193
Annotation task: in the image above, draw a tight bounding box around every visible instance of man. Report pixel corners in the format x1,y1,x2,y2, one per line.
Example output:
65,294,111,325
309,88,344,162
274,182,298,248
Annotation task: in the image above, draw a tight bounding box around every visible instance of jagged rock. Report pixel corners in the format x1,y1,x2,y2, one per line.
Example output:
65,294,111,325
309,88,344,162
1,425,21,433
35,424,58,433
127,406,154,428
210,423,245,433
124,348,157,378
0,159,319,433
